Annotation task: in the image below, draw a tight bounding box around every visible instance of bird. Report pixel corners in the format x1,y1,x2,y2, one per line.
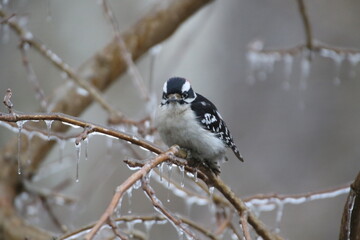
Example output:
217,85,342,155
156,77,243,175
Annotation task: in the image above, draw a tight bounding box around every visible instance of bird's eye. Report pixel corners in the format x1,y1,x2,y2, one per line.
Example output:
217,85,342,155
182,92,188,98
162,92,167,99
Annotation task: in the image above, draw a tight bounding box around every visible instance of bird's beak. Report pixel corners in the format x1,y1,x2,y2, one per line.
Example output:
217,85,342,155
167,93,182,103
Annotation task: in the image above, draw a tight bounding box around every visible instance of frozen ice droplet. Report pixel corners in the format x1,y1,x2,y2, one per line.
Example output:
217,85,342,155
144,220,155,235
274,200,284,233
16,121,26,175
58,139,66,163
179,165,185,188
83,138,89,161
158,162,164,181
75,142,81,182
44,120,54,140
127,186,133,214
115,196,123,217
133,179,141,190
167,163,173,188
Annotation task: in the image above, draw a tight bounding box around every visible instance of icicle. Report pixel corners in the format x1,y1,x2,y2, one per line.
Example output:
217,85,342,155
106,137,113,160
44,120,53,140
126,221,135,238
144,220,155,235
194,169,198,182
83,138,89,161
346,193,356,240
348,53,360,66
158,162,164,181
282,54,293,90
133,179,141,190
127,186,133,214
209,186,215,197
177,228,184,240
274,200,284,233
75,142,81,182
58,139,65,163
167,163,173,202
167,163,173,188
179,165,185,188
115,196,123,217
300,56,310,90
16,121,26,175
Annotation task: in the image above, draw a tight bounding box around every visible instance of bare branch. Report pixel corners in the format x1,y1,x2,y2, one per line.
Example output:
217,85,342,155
240,211,252,240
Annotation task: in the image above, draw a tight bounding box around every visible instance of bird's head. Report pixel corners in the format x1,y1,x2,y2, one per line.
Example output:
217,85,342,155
161,77,197,105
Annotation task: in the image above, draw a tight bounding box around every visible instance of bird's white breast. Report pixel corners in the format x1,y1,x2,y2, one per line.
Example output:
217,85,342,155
156,103,225,160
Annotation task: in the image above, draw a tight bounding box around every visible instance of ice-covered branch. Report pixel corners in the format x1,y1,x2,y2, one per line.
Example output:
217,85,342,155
141,176,199,240
84,146,180,240
0,111,162,155
244,182,351,206
247,0,360,85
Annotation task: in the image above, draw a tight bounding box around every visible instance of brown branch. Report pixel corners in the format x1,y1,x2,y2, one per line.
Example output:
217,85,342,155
240,211,252,240
339,171,360,240
85,146,180,240
296,0,313,51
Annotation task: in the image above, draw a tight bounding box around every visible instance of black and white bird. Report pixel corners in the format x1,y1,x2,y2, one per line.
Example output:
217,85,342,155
156,77,243,174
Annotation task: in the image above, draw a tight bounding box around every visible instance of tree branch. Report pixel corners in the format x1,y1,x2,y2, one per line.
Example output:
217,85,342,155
339,171,360,240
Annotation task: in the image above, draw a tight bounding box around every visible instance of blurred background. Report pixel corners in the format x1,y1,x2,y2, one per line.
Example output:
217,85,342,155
1,0,360,239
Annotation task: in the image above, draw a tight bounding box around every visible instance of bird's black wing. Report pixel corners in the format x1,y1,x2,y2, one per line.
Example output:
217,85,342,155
190,93,243,161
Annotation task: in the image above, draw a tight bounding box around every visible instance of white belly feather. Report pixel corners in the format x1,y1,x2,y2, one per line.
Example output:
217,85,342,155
156,103,226,161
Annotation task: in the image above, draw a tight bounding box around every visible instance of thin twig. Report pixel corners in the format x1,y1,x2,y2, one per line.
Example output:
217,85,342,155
19,41,48,110
141,176,199,240
240,211,252,240
102,0,149,101
296,0,313,51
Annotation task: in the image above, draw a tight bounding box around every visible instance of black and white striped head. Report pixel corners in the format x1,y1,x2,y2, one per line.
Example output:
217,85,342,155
161,77,197,105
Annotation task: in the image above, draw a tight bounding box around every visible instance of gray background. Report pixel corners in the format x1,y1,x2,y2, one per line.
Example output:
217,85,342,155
1,0,360,239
